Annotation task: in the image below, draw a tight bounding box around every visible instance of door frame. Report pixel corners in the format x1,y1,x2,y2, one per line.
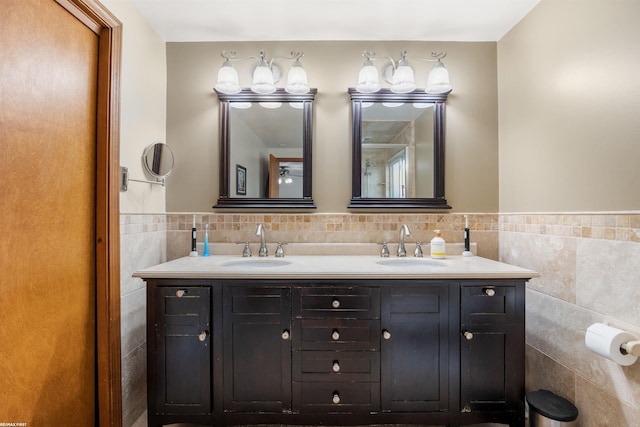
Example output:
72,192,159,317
56,0,123,425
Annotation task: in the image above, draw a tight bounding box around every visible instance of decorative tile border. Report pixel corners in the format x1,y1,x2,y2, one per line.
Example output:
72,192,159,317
499,213,640,242
165,213,498,244
121,213,640,243
120,214,167,235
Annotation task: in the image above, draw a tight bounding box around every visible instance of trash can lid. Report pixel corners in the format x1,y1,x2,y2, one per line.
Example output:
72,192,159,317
526,389,578,422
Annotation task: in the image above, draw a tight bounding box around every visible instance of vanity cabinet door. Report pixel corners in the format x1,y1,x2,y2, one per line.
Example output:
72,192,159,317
380,285,450,413
151,285,212,417
223,285,292,413
459,282,525,421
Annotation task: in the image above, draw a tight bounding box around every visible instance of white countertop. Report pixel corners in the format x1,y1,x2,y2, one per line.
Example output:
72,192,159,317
133,255,539,280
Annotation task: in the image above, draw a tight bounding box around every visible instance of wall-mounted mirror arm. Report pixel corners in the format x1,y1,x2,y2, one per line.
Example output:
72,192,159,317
120,142,174,192
120,167,166,192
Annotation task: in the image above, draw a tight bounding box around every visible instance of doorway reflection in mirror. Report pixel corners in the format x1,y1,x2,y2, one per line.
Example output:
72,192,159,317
360,103,434,199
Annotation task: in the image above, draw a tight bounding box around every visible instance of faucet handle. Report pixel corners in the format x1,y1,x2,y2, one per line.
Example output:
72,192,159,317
414,242,423,257
275,241,287,257
236,241,252,257
377,242,390,257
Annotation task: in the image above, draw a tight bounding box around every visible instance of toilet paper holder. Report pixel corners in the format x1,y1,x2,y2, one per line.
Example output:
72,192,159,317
585,323,640,366
621,340,640,357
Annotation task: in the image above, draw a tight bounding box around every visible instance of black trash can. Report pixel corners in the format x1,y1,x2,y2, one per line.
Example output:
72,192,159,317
526,389,579,427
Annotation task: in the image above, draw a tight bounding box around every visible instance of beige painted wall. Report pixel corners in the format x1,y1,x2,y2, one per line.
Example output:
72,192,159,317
105,0,167,214
166,41,499,213
498,0,640,212
101,1,168,426
498,2,640,424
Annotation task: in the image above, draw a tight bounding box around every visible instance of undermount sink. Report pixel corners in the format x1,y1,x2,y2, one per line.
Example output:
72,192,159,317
221,259,292,268
376,258,446,268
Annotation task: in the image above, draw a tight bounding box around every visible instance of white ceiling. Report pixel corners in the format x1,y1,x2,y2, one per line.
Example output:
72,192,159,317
130,0,541,42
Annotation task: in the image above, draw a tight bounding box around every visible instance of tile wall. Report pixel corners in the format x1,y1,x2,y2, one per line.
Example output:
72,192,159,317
165,213,499,261
120,214,167,427
499,213,640,426
121,212,640,426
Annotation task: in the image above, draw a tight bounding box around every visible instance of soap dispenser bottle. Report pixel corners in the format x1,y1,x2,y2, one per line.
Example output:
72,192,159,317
430,230,446,259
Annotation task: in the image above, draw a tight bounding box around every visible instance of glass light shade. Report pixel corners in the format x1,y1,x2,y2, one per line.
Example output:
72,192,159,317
230,102,252,109
356,60,381,93
390,61,416,93
425,60,452,94
285,61,310,94
259,101,282,109
214,62,241,94
251,60,276,94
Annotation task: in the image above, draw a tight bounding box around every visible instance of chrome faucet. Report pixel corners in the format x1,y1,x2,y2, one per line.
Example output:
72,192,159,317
397,224,411,257
255,224,268,257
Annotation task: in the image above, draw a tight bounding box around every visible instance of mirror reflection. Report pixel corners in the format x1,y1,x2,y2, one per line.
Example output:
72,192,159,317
349,88,450,209
215,89,316,209
142,142,174,178
230,103,303,198
361,103,434,198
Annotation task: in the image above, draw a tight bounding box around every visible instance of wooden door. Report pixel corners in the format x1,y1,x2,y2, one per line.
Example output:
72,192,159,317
0,0,121,425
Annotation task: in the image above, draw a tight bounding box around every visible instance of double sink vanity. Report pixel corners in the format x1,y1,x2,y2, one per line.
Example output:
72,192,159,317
135,251,537,427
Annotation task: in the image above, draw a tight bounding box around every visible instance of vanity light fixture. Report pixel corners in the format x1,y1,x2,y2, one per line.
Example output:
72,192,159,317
355,50,452,94
214,50,310,95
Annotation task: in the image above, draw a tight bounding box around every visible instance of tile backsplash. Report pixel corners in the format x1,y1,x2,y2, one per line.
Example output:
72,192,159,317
166,212,499,260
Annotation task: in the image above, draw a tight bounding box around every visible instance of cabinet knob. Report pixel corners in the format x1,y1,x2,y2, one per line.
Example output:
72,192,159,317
382,330,391,340
331,298,341,309
281,330,290,340
331,330,340,341
332,392,340,404
463,331,474,340
175,289,186,298
483,287,496,297
198,331,208,342
332,361,340,373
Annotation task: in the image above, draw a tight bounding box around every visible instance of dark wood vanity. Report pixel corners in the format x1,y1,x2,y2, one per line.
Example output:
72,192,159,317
144,274,529,426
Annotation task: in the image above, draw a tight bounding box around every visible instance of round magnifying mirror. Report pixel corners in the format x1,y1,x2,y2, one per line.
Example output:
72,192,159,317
142,143,174,179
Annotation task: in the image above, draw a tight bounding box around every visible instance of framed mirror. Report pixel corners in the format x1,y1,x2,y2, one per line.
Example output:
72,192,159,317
214,88,316,208
348,88,451,209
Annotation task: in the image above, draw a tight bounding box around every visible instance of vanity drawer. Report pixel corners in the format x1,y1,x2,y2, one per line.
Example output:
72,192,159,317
293,381,379,413
159,286,210,319
294,286,380,319
294,319,380,351
293,350,379,382
461,284,516,325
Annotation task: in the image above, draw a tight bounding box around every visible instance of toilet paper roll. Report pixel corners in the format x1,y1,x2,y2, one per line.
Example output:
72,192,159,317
585,323,638,366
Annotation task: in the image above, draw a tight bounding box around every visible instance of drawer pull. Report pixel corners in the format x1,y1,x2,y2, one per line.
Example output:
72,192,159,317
382,330,391,340
175,289,187,298
331,298,341,309
332,392,340,404
483,287,496,296
198,331,208,342
331,330,340,341
281,330,290,340
332,361,340,373
463,331,474,340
